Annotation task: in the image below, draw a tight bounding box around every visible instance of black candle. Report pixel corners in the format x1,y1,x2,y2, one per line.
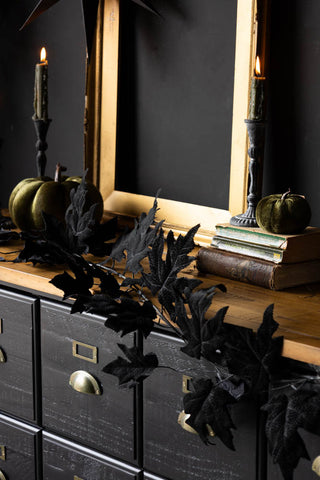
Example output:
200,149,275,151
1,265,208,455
34,47,48,121
248,56,265,121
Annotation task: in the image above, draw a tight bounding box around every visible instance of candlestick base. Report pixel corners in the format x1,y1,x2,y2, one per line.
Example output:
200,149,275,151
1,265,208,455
33,117,51,177
229,119,266,229
230,207,258,228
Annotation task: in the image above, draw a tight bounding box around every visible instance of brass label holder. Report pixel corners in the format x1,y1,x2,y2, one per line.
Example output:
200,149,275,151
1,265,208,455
72,341,98,364
0,446,6,461
182,375,192,393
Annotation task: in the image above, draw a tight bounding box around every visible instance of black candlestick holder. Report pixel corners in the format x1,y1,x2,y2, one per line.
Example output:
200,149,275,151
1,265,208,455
33,118,51,177
230,119,265,228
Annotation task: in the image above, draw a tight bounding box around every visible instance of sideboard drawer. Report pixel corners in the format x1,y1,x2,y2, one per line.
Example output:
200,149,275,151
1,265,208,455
41,300,135,462
0,289,37,422
143,331,258,480
0,413,40,480
43,431,141,480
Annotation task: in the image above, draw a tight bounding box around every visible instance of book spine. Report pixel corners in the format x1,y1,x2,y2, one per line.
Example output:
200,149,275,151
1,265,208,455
215,226,286,248
211,237,283,263
197,248,276,289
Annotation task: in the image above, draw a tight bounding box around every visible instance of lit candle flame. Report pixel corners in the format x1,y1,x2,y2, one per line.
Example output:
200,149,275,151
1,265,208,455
40,47,47,63
255,56,261,76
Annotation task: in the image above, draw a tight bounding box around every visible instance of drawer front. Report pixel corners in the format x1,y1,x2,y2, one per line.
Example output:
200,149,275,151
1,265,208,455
144,331,258,480
43,432,141,480
41,301,135,462
0,413,40,480
268,429,320,479
0,289,36,421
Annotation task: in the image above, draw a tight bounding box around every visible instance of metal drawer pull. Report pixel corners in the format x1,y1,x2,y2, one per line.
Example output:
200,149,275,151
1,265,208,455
69,370,101,395
0,349,6,363
312,456,320,476
178,410,215,437
0,470,7,480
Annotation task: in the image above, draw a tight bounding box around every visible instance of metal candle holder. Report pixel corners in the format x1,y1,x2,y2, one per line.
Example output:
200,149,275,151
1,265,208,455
33,118,51,177
230,119,266,228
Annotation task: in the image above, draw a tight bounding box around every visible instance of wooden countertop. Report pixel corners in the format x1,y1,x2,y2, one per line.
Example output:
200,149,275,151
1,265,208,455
0,241,319,366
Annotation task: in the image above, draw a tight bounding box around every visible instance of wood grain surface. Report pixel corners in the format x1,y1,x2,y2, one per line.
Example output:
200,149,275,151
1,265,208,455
0,242,319,365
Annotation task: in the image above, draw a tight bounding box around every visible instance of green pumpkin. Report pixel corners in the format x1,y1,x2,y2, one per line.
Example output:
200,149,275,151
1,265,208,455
9,164,104,231
256,189,311,234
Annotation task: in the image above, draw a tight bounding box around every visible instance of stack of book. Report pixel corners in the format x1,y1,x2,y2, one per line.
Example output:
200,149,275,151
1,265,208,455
197,224,320,290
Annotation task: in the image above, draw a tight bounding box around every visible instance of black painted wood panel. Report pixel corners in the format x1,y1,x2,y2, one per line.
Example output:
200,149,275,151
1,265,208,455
143,331,258,480
41,300,136,463
0,289,36,422
43,431,141,480
144,472,170,480
0,413,40,480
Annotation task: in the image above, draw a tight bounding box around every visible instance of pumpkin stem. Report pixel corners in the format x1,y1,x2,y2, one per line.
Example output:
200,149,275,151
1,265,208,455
281,188,291,201
54,163,67,183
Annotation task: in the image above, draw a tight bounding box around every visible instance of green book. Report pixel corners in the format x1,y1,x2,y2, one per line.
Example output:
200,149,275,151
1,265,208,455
213,225,320,263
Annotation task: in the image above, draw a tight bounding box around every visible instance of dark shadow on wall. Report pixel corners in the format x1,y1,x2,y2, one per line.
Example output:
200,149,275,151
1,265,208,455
264,0,320,227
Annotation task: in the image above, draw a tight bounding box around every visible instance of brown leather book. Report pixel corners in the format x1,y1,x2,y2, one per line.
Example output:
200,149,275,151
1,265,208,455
197,247,320,290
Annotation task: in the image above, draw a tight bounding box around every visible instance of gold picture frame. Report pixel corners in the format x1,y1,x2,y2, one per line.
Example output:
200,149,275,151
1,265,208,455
86,0,258,245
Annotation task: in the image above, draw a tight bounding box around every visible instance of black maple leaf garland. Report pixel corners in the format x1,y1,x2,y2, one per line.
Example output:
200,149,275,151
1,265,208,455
1,181,320,480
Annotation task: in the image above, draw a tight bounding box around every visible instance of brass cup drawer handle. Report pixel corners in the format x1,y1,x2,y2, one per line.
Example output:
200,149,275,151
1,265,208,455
312,456,320,476
0,469,7,480
69,370,102,395
0,348,6,363
177,410,215,437
177,410,198,435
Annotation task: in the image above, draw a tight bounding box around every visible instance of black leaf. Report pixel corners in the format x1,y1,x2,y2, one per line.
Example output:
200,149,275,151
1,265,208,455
140,225,200,310
0,230,20,243
261,387,320,480
15,237,66,265
102,344,158,388
64,177,100,254
225,304,283,396
174,287,228,361
0,215,15,230
105,298,156,338
41,212,71,251
49,271,92,300
109,194,163,273
88,264,121,297
183,377,237,449
49,256,94,300
85,217,118,257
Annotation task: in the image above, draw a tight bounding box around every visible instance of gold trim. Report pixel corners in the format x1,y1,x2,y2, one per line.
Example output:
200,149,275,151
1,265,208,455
72,341,98,364
74,476,84,480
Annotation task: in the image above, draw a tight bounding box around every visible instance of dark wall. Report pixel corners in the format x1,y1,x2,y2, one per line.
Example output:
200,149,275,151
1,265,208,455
116,0,237,210
264,0,320,227
0,0,86,207
2,1,320,228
